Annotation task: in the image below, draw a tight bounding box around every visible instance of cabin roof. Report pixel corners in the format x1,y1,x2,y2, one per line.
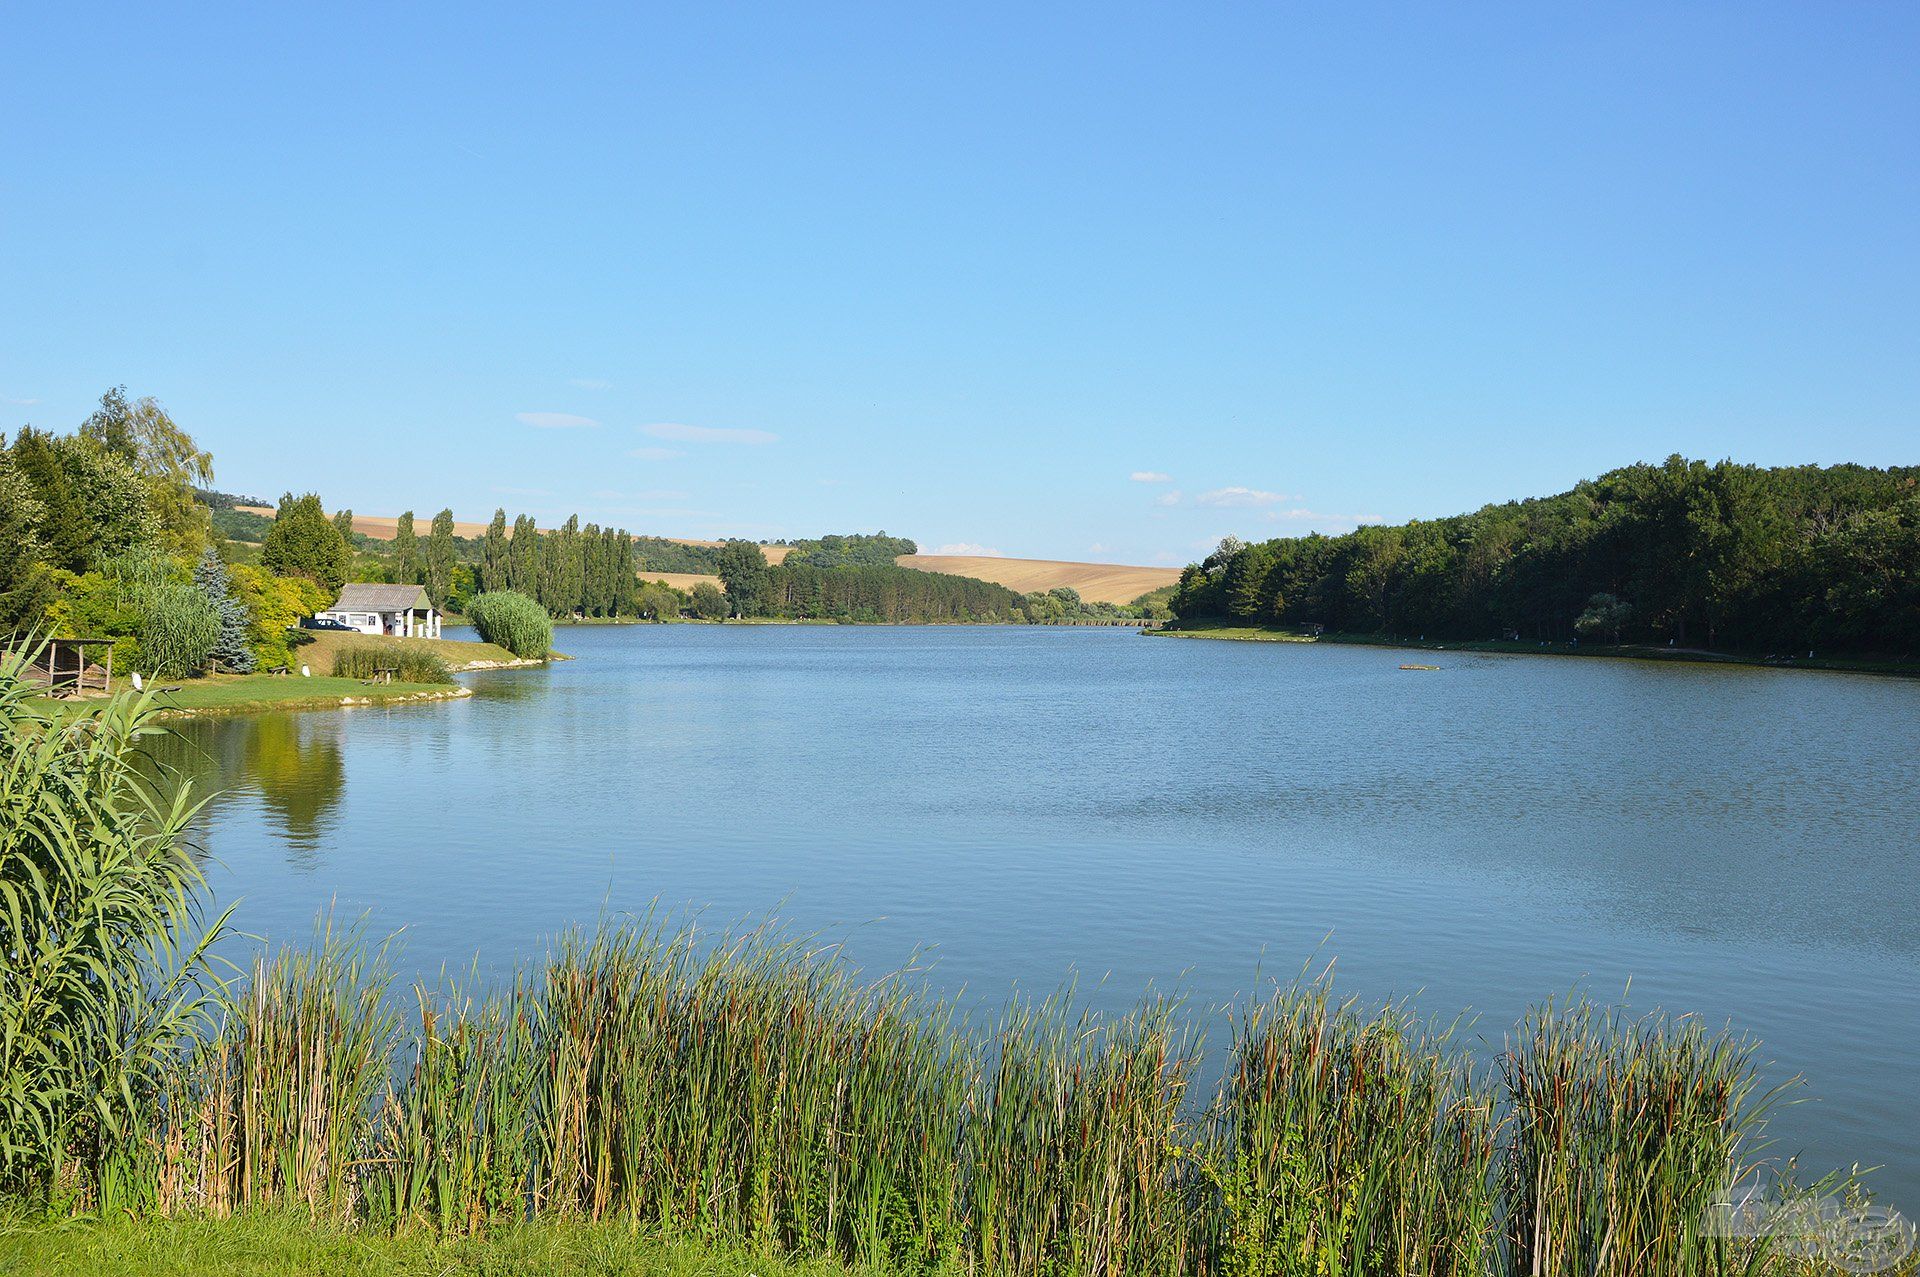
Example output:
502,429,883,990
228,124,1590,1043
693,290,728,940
327,583,432,612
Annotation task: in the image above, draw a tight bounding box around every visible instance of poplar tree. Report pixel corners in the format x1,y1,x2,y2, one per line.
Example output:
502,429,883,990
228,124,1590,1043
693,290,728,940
392,511,419,584
508,515,539,594
424,508,455,609
482,508,509,592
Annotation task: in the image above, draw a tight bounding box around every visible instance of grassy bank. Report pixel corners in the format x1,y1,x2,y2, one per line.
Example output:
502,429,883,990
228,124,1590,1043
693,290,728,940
1153,620,1920,676
0,1215,878,1276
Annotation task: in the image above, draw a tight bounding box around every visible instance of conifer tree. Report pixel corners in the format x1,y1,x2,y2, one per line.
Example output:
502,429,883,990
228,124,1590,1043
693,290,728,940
193,546,255,672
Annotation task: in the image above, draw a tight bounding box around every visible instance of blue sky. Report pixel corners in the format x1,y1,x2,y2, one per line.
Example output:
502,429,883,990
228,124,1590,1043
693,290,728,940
3,5,1915,565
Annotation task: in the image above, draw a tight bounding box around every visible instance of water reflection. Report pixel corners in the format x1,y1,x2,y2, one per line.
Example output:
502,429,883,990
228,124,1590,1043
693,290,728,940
153,714,347,866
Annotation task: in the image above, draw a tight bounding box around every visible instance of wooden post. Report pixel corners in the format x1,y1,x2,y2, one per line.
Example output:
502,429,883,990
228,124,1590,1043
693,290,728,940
102,645,112,694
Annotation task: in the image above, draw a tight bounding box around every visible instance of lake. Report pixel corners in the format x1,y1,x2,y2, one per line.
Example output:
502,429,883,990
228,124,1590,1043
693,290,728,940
159,624,1920,1208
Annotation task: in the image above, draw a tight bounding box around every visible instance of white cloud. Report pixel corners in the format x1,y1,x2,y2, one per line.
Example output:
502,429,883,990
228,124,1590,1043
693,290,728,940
640,422,779,445
1196,486,1288,508
1130,470,1172,483
627,446,686,461
1263,508,1385,526
567,378,612,391
1154,490,1184,507
3,396,41,407
1087,542,1113,554
517,411,600,429
928,542,1003,557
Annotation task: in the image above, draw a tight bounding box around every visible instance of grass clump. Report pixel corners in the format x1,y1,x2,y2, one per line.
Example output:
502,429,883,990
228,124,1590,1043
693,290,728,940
329,640,451,684
465,591,551,659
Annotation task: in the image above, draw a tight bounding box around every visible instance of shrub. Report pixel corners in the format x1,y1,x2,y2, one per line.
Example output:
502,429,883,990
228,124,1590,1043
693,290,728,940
229,564,329,669
465,591,551,658
329,640,451,685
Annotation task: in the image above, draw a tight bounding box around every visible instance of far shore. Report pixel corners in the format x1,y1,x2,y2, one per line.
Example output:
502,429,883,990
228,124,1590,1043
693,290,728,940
1151,620,1920,678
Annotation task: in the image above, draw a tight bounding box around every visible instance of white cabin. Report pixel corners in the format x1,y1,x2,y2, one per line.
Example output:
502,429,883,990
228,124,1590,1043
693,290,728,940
314,583,441,638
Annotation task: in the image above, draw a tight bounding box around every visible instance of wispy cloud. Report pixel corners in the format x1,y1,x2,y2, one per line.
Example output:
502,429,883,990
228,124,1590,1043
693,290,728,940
1154,490,1184,507
3,396,41,407
627,446,686,461
641,422,779,445
567,378,612,391
1263,508,1384,525
593,488,690,502
1196,486,1288,508
1130,470,1173,483
517,411,600,429
928,542,1003,557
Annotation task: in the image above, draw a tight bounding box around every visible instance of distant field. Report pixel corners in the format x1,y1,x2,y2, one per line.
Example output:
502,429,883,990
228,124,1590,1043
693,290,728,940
640,572,724,592
247,509,796,562
896,555,1180,604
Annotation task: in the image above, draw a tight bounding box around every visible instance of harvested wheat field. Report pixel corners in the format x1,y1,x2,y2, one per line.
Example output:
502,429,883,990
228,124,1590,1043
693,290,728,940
895,555,1180,605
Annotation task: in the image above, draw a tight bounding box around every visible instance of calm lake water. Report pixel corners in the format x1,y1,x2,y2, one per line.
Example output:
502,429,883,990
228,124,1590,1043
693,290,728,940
161,625,1920,1207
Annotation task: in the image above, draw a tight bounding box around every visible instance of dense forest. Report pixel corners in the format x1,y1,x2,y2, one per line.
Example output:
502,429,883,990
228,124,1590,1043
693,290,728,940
1171,457,1920,654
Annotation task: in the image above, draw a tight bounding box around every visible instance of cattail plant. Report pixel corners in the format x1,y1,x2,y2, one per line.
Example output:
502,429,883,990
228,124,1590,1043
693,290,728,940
1207,978,1495,1277
1498,997,1777,1277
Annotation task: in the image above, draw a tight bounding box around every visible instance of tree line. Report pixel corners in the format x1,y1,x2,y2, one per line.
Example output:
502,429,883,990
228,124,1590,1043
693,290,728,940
715,541,1160,624
1170,456,1920,654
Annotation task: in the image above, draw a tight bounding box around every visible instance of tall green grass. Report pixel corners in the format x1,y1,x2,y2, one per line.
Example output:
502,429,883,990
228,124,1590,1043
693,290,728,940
328,640,451,684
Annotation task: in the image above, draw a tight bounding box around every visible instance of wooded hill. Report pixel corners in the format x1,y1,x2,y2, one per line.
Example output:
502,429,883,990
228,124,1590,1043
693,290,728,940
1170,457,1920,654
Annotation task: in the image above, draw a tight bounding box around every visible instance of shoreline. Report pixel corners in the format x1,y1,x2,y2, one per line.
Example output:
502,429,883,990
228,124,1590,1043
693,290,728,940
1150,622,1920,678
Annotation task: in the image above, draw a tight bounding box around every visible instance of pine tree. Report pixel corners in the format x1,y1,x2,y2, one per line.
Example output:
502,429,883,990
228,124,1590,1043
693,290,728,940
193,546,256,672
392,511,419,584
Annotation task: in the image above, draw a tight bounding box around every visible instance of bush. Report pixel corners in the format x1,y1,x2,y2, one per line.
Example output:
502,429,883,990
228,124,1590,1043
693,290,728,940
229,564,329,670
329,640,451,684
466,591,551,658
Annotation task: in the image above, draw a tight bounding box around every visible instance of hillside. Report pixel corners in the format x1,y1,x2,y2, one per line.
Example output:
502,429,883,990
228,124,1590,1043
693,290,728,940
896,555,1180,605
237,506,1174,605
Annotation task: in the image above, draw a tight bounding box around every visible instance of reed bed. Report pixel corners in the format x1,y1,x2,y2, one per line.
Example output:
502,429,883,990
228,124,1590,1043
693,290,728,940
327,640,451,684
77,922,1843,1276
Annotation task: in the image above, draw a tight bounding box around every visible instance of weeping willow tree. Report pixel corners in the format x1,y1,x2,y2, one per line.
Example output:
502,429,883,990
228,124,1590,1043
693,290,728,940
0,643,230,1207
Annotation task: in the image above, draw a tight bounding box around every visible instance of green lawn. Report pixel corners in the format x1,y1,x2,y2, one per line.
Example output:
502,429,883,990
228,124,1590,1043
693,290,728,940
0,1215,888,1277
144,673,467,715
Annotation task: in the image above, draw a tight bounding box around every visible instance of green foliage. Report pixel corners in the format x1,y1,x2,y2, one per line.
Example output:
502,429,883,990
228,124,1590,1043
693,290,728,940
0,649,228,1204
1171,458,1920,655
690,580,728,619
465,591,552,658
328,640,453,684
192,547,255,672
632,536,723,574
391,511,419,585
0,443,52,632
228,564,330,670
208,505,274,543
780,532,918,570
716,541,772,617
634,580,686,621
137,581,221,677
425,509,456,610
261,493,350,595
80,386,213,558
481,509,508,593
